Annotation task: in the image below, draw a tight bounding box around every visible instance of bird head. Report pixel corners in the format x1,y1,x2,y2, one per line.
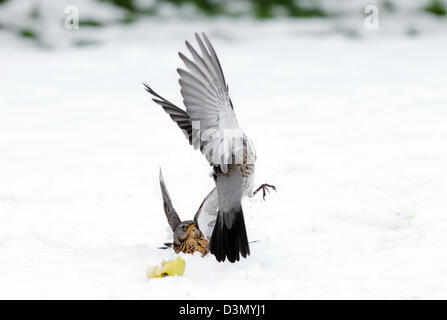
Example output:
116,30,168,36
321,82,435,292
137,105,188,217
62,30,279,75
173,220,196,245
173,220,209,256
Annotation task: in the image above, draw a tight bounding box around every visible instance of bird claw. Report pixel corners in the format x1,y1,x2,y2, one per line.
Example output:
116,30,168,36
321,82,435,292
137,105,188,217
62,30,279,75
253,183,277,200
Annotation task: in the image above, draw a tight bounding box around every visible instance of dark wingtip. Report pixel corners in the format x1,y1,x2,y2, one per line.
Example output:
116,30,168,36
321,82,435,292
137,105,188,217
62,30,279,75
178,52,188,62
194,32,203,46
143,82,154,95
159,166,164,183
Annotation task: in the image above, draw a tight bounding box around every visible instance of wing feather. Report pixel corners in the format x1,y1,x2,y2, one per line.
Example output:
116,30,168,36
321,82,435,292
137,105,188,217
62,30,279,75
179,79,216,102
179,33,242,173
194,188,218,239
178,52,216,91
143,83,193,144
144,33,245,172
159,169,182,232
201,32,227,88
194,33,223,88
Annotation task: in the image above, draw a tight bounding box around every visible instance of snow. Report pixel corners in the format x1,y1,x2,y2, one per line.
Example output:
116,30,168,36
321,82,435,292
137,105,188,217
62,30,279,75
1,15,447,299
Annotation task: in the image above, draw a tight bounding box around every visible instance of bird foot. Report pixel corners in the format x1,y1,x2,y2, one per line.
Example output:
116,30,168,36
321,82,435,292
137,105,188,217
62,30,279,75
253,183,277,200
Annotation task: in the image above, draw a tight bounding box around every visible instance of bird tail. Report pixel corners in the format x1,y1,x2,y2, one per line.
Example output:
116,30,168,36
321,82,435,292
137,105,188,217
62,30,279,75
210,206,250,263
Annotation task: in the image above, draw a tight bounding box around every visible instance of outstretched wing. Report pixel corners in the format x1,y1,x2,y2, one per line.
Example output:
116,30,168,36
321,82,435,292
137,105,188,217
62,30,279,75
144,83,193,144
194,187,218,239
159,169,181,232
178,32,244,173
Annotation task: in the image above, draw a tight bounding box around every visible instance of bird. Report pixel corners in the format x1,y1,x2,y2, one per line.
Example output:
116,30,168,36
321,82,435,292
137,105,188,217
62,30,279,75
159,169,217,256
144,32,275,262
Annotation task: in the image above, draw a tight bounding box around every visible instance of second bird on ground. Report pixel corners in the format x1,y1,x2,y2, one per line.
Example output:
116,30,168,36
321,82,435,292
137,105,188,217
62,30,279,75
159,169,216,256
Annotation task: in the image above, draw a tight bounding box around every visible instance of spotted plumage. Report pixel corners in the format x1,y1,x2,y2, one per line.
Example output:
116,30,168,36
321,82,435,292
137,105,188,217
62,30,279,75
174,223,209,256
159,169,216,256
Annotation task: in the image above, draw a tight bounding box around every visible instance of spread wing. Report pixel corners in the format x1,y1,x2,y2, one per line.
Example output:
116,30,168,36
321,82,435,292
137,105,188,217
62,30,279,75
194,187,218,239
144,32,245,172
178,32,244,173
159,169,181,232
143,83,193,144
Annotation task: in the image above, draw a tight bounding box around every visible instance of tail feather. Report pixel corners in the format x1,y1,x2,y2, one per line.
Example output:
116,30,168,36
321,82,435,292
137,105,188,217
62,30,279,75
210,207,250,263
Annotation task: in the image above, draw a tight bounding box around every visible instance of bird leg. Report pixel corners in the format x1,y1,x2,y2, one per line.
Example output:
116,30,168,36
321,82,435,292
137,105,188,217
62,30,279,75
253,183,277,200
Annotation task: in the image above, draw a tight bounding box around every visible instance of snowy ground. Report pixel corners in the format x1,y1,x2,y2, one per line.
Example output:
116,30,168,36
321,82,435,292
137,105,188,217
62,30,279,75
1,17,447,299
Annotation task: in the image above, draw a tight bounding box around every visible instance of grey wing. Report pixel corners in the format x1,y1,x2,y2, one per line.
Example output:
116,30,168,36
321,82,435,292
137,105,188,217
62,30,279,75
194,187,218,239
178,32,244,173
159,169,181,231
144,83,193,145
